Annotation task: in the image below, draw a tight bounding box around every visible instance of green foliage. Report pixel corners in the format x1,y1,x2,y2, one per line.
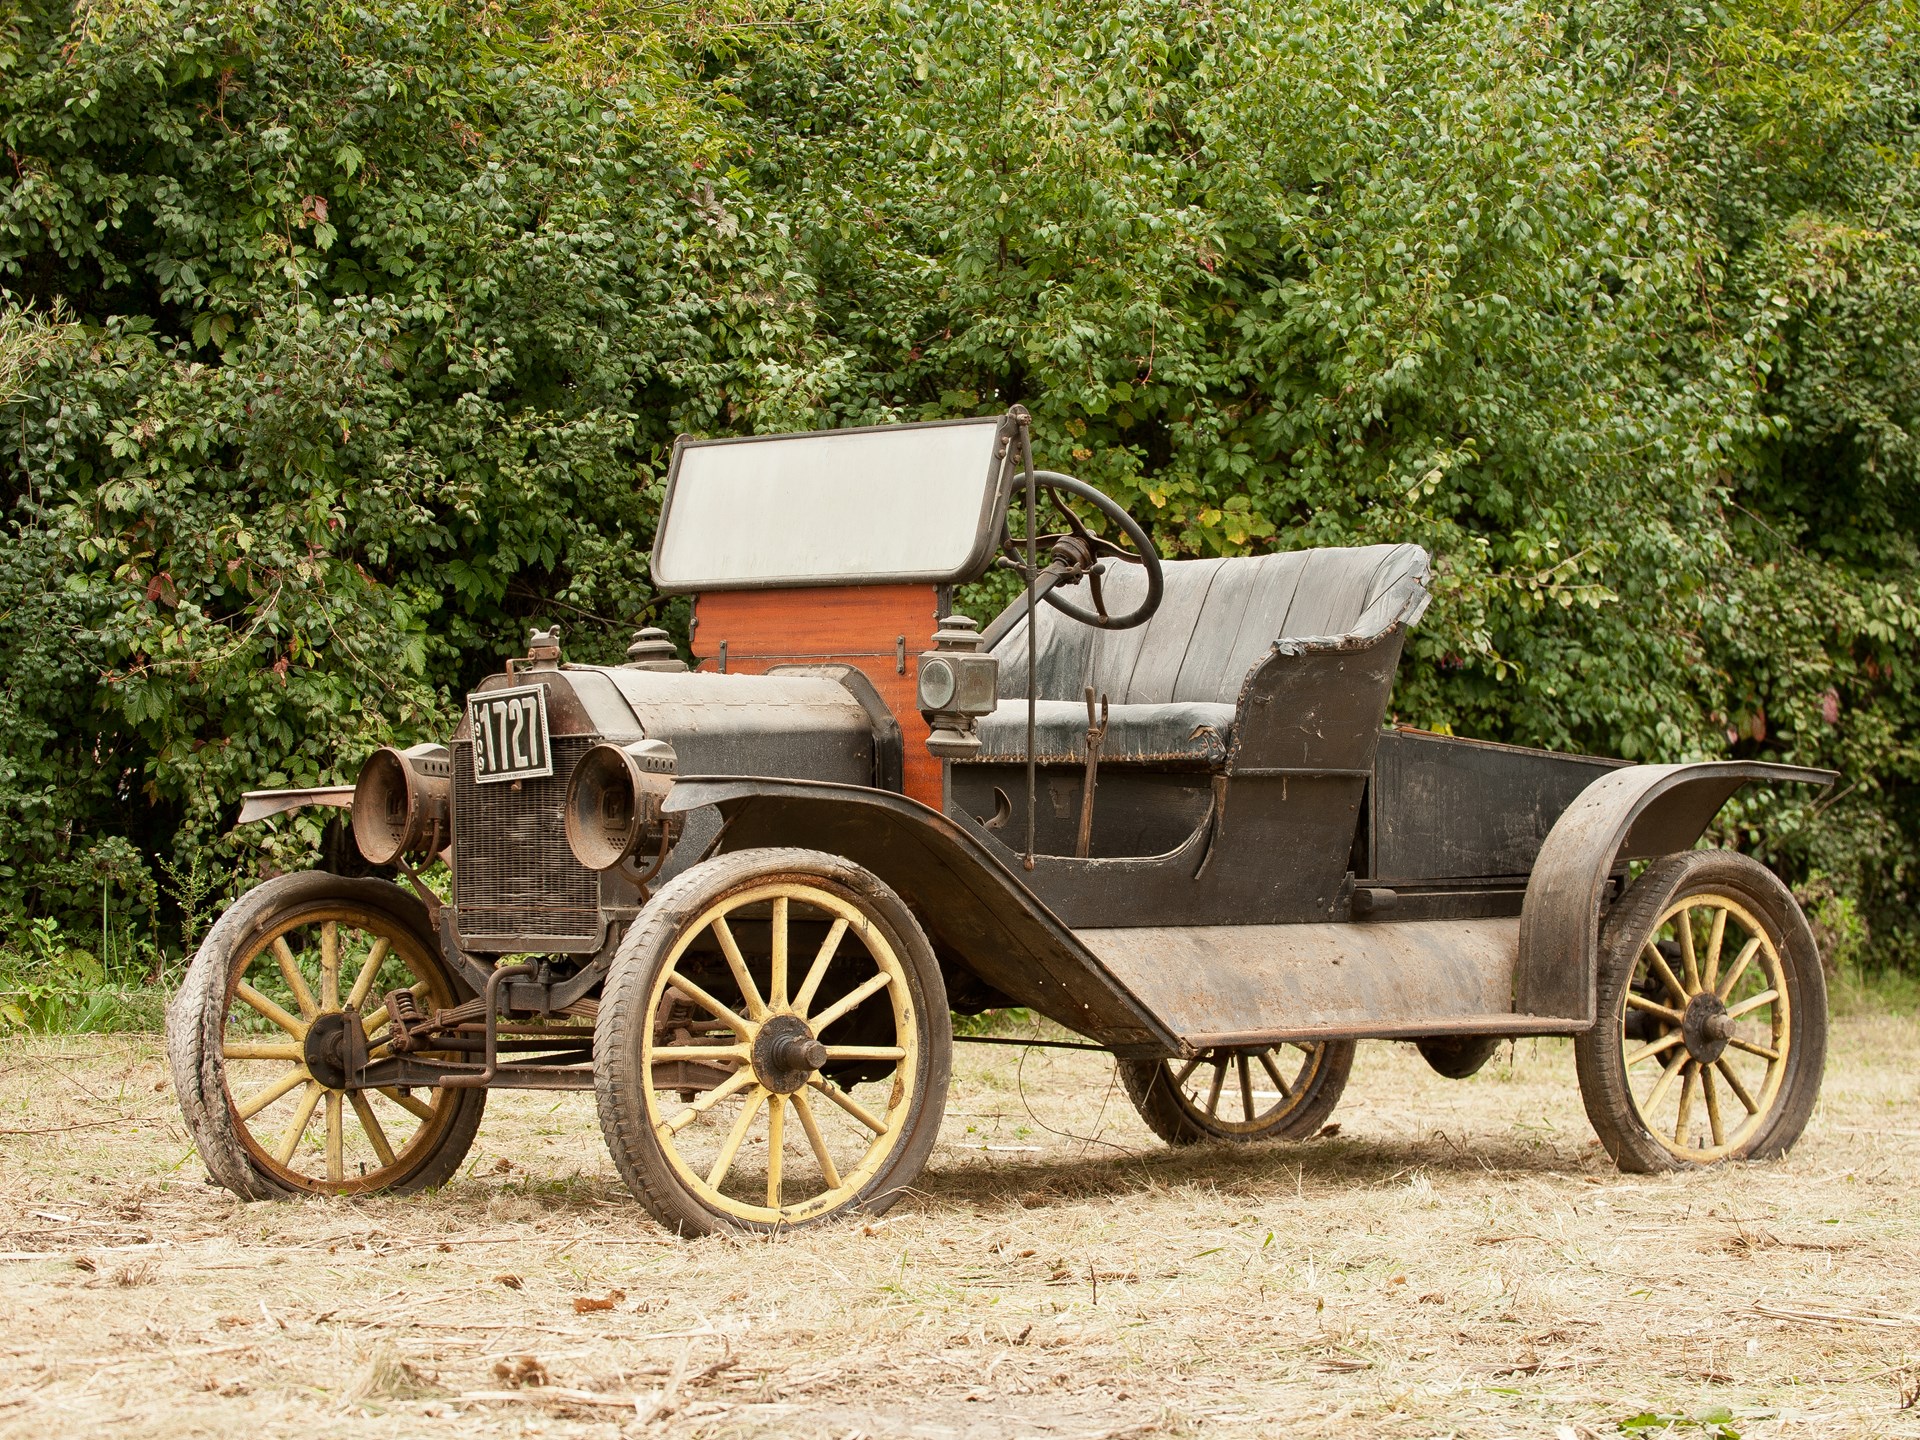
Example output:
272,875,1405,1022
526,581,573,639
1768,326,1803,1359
0,915,168,1031
2,0,1919,987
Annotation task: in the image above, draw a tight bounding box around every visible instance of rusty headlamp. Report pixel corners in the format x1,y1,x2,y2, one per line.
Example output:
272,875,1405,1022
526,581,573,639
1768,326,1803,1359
350,744,452,865
563,739,679,871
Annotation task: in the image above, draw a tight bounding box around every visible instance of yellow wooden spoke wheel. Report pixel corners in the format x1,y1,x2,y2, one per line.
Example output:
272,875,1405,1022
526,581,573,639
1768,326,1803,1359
596,848,950,1234
1575,850,1826,1173
167,873,485,1198
1119,1039,1353,1145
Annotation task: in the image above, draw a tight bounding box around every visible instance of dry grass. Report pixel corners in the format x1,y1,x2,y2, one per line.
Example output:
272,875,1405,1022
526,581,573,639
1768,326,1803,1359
1,1013,1917,1439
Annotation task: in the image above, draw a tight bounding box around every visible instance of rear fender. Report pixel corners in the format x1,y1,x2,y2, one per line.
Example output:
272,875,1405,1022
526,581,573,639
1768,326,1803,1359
1515,761,1835,1024
663,777,1178,1055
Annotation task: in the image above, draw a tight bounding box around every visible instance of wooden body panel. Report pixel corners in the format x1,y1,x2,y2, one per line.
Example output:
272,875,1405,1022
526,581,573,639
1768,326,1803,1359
691,585,944,807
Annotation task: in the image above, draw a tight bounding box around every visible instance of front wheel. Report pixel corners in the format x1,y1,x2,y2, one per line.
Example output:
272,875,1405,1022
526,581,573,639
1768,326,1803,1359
595,848,951,1235
1118,1040,1354,1146
1575,850,1827,1173
166,872,486,1198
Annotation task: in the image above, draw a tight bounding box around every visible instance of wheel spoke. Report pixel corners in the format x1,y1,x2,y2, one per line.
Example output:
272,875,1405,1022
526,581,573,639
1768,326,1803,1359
809,970,893,1032
1644,944,1690,1005
768,897,789,1011
1677,911,1701,993
1702,1065,1726,1148
1626,993,1685,1026
1673,1063,1696,1147
1726,1036,1781,1062
274,1081,325,1164
377,1087,436,1121
320,921,341,1011
1714,1057,1760,1114
1716,938,1763,1001
652,1044,750,1063
236,981,308,1039
808,1076,888,1134
346,937,392,1012
1724,988,1780,1021
1703,907,1729,992
1204,1056,1227,1117
1623,1030,1684,1068
666,971,753,1038
766,1094,785,1209
235,1065,311,1120
1171,1056,1202,1088
705,1086,767,1191
223,1040,304,1061
1237,1054,1255,1121
1643,1048,1689,1112
325,1091,344,1182
791,918,848,1017
661,1067,756,1135
1257,1048,1291,1099
271,938,320,1020
349,1090,397,1167
822,1045,905,1061
710,916,768,1021
790,1090,841,1190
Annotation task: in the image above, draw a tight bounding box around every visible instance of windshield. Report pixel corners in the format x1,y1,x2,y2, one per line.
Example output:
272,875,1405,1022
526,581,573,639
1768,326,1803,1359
650,415,1016,591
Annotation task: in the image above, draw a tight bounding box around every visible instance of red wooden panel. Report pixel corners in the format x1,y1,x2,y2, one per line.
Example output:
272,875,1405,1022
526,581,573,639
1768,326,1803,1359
691,585,944,808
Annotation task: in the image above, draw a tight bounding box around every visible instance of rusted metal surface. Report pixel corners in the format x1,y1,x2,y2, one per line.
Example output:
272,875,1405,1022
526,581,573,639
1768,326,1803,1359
1076,918,1555,1050
236,786,353,825
1515,761,1835,1024
1369,728,1626,882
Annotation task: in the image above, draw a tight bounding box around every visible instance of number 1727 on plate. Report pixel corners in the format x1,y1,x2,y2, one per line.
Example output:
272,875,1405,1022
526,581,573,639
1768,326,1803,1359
468,684,553,783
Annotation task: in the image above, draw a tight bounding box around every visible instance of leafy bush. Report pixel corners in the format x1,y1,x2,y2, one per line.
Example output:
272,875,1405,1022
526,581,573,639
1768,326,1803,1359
1,0,1917,992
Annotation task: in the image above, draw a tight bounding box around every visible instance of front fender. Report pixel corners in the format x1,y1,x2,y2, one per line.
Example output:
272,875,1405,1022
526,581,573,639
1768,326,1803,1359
663,776,1178,1054
1515,761,1835,1024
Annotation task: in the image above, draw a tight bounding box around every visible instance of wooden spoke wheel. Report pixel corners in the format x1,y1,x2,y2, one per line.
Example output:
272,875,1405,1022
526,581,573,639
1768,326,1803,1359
1119,1039,1353,1145
167,872,485,1198
1576,850,1827,1172
595,848,951,1235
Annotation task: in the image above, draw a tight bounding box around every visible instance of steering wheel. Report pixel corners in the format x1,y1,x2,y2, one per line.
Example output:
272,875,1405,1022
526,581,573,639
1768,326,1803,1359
1000,470,1165,631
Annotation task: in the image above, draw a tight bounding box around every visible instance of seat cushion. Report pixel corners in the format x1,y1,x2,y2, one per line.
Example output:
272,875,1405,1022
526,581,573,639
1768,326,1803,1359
991,543,1430,709
976,699,1235,765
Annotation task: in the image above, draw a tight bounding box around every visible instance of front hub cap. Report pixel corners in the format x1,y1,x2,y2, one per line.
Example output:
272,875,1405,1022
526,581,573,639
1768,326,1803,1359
752,1013,827,1095
1682,992,1733,1065
303,1011,349,1089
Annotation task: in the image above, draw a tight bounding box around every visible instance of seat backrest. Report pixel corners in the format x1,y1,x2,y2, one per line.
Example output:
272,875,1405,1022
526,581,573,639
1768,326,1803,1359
994,543,1431,705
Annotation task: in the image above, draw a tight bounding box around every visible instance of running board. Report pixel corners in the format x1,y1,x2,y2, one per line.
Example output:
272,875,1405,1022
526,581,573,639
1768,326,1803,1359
1076,919,1587,1052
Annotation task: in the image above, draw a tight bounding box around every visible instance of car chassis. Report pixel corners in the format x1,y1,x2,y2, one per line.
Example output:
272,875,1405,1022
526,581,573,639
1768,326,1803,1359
168,409,1835,1232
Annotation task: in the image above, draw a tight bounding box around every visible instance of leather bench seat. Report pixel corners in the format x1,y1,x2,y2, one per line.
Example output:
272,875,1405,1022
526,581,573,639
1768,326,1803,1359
976,698,1236,765
972,543,1430,766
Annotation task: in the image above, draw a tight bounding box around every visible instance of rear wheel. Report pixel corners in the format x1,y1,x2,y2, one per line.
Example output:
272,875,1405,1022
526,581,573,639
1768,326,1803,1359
166,872,486,1198
1575,850,1827,1172
1119,1040,1353,1145
595,848,951,1234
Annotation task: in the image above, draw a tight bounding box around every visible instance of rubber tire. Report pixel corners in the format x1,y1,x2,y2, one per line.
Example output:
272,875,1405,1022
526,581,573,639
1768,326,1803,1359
1118,1041,1355,1146
166,871,487,1200
1574,850,1828,1174
595,848,953,1236
1415,1035,1504,1080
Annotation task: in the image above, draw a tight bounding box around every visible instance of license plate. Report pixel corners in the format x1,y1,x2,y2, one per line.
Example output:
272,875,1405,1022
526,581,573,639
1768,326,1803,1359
468,684,553,784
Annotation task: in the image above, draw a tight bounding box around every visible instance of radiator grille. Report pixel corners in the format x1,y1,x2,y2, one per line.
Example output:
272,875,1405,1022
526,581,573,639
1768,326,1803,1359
452,735,602,948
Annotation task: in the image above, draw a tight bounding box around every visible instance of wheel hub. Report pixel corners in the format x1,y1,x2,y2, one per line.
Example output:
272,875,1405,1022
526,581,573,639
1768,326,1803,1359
1681,991,1734,1065
302,1009,370,1089
752,1013,827,1095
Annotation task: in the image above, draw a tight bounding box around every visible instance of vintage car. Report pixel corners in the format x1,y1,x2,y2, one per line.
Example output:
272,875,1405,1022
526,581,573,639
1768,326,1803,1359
168,409,1834,1233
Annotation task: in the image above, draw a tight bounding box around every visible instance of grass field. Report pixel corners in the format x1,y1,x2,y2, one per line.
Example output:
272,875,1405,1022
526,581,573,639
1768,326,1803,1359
1,1009,1916,1439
